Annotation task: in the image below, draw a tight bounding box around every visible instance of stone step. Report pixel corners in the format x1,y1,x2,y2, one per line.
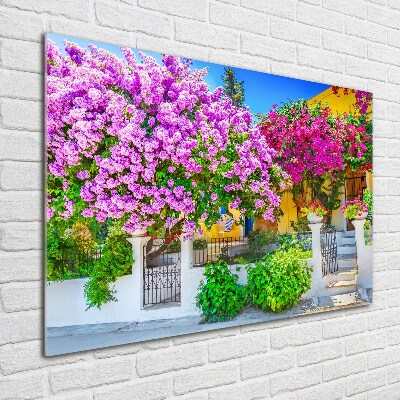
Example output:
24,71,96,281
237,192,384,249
337,245,357,255
324,279,357,296
338,265,357,272
342,237,356,245
335,231,345,241
324,268,356,282
337,253,357,264
338,260,357,269
344,230,355,237
318,289,368,308
323,285,357,296
326,279,357,288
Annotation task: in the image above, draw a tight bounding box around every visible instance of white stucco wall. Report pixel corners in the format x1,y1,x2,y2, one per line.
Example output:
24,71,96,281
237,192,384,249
46,275,136,327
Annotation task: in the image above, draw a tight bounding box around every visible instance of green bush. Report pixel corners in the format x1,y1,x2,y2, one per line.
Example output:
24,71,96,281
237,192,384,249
362,190,373,244
290,216,310,233
246,247,312,313
363,219,372,245
363,188,373,222
196,260,247,323
47,218,96,281
274,232,312,252
239,229,275,262
84,220,134,309
83,272,118,310
274,233,297,250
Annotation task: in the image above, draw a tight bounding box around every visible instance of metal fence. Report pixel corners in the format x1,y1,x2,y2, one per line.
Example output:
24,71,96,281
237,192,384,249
192,236,248,267
50,248,101,277
295,231,312,251
143,240,181,307
320,224,338,276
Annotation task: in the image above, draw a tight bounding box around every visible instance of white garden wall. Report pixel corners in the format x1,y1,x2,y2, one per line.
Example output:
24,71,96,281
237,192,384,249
45,256,315,328
46,260,204,327
1,1,400,399
46,275,136,327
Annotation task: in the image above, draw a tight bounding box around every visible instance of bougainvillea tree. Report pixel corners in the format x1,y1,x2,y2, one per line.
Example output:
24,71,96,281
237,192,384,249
259,92,372,214
46,40,285,242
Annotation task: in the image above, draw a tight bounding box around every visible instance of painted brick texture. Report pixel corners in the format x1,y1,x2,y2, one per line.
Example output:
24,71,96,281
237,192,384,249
0,1,399,399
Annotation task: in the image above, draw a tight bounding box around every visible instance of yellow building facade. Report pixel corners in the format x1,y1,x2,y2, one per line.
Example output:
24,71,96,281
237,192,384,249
203,86,372,239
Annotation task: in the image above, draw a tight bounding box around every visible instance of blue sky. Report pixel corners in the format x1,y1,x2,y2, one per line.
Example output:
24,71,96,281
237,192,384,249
47,33,330,117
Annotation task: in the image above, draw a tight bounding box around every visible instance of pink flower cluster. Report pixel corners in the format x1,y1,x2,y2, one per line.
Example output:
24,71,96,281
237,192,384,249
260,104,369,183
46,40,281,238
341,198,368,216
354,90,372,115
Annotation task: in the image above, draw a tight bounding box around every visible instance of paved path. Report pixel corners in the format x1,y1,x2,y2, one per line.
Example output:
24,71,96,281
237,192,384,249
46,290,371,356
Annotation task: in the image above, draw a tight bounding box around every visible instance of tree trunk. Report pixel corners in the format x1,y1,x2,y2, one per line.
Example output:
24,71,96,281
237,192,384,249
292,193,306,210
145,238,169,259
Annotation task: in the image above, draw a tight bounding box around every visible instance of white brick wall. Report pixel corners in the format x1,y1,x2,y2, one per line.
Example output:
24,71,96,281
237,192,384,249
0,1,399,399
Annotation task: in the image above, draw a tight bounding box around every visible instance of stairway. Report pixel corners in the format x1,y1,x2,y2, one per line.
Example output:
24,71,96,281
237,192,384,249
323,230,358,297
318,230,370,308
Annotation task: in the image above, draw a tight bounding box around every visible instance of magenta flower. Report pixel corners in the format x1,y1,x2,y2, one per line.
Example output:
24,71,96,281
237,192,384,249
260,99,371,184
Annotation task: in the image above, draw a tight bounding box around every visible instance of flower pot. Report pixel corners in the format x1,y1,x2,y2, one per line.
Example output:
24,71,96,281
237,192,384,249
354,211,368,220
131,228,147,237
307,213,323,224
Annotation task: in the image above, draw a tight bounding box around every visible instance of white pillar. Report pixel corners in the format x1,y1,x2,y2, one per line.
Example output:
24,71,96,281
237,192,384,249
180,235,198,313
351,218,373,289
127,235,151,315
307,222,325,297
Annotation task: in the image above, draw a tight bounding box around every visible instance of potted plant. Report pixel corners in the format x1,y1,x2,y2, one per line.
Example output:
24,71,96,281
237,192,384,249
301,201,329,224
341,198,369,220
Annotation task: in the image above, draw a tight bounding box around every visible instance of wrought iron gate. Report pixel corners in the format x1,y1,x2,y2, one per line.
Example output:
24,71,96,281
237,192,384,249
320,224,338,276
142,239,181,307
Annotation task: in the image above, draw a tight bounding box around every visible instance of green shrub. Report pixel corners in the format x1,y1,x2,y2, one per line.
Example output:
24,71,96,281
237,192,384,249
239,229,275,262
83,272,118,310
362,189,373,244
196,260,247,323
246,247,312,313
47,218,96,281
363,188,373,222
84,220,133,309
275,233,297,250
274,232,312,252
290,216,310,233
363,219,372,245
